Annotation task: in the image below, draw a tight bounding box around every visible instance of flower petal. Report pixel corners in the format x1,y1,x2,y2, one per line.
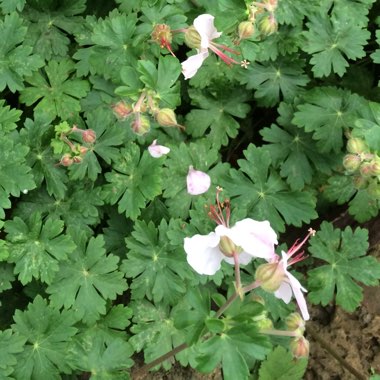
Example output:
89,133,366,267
181,50,209,79
286,271,310,321
228,218,278,260
184,232,223,275
148,140,170,158
193,14,222,49
274,281,293,303
186,166,211,195
223,251,253,266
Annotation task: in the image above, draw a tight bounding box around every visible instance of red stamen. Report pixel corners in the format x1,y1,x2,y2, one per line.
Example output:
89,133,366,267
208,45,240,66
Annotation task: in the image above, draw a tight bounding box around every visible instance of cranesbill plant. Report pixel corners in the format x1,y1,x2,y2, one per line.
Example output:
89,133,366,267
0,0,380,379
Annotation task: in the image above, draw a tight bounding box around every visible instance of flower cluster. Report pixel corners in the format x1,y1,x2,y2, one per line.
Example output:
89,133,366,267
184,188,314,321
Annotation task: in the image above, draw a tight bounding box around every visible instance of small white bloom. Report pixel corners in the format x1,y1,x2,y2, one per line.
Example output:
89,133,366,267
184,218,278,275
148,139,170,158
186,166,211,195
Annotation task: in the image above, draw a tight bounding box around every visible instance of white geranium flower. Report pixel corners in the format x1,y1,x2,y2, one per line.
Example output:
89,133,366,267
184,218,278,275
181,14,239,79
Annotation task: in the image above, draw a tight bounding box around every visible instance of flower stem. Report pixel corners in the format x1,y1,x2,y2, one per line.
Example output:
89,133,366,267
233,252,242,292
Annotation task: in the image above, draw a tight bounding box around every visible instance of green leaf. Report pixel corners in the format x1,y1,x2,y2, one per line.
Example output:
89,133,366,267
308,222,380,312
5,212,76,285
0,264,15,292
261,103,338,190
371,30,380,64
70,336,134,378
354,101,380,151
47,235,128,325
0,99,22,133
137,55,182,108
68,108,126,181
20,59,90,121
348,189,380,223
0,12,44,92
302,12,370,77
19,117,69,199
185,88,251,148
0,329,26,379
121,219,191,304
12,295,78,380
259,346,307,380
292,87,363,153
0,0,26,12
238,57,309,107
0,135,35,222
102,143,163,220
221,145,317,232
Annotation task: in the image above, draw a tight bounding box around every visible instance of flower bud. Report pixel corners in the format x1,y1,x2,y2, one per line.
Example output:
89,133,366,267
60,153,73,167
238,21,254,40
156,108,178,127
186,166,211,195
259,15,278,36
290,336,309,359
82,129,96,144
79,146,88,155
72,155,83,164
360,162,375,177
255,262,285,292
256,317,274,331
112,101,133,120
184,26,201,48
347,138,367,154
263,0,278,12
343,154,361,172
151,24,173,47
370,160,380,176
353,175,367,189
131,114,150,136
285,312,305,334
218,236,239,257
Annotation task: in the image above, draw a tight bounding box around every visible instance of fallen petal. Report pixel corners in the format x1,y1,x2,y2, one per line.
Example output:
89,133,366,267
148,139,170,158
187,166,211,195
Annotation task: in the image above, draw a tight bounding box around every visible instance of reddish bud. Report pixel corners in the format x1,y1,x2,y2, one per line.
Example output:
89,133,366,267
290,336,310,359
60,154,73,167
151,24,175,56
82,129,96,144
112,101,133,120
72,156,83,164
131,114,150,136
79,146,89,155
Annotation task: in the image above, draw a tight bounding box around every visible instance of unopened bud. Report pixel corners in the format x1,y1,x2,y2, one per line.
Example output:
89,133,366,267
72,156,83,164
238,21,255,40
60,154,73,167
256,317,274,331
255,262,285,292
82,129,96,144
156,108,178,127
347,138,367,154
218,236,239,257
131,114,150,136
259,15,278,36
263,0,278,12
184,26,201,48
79,146,88,155
360,162,375,177
343,154,361,172
285,313,305,334
290,336,309,359
151,24,175,56
112,101,133,120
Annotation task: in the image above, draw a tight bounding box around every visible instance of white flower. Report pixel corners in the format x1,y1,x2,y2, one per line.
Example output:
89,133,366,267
186,166,211,195
184,218,278,275
148,139,170,158
181,14,239,79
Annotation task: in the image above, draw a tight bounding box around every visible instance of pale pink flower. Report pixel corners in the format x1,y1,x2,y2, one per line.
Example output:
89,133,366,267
181,14,239,79
186,166,211,195
148,139,170,158
184,218,278,275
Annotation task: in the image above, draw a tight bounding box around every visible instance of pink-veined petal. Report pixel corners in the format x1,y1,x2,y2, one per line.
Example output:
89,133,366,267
148,140,170,158
184,232,223,275
228,218,278,260
193,14,222,49
186,166,211,195
181,50,209,79
286,271,310,321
